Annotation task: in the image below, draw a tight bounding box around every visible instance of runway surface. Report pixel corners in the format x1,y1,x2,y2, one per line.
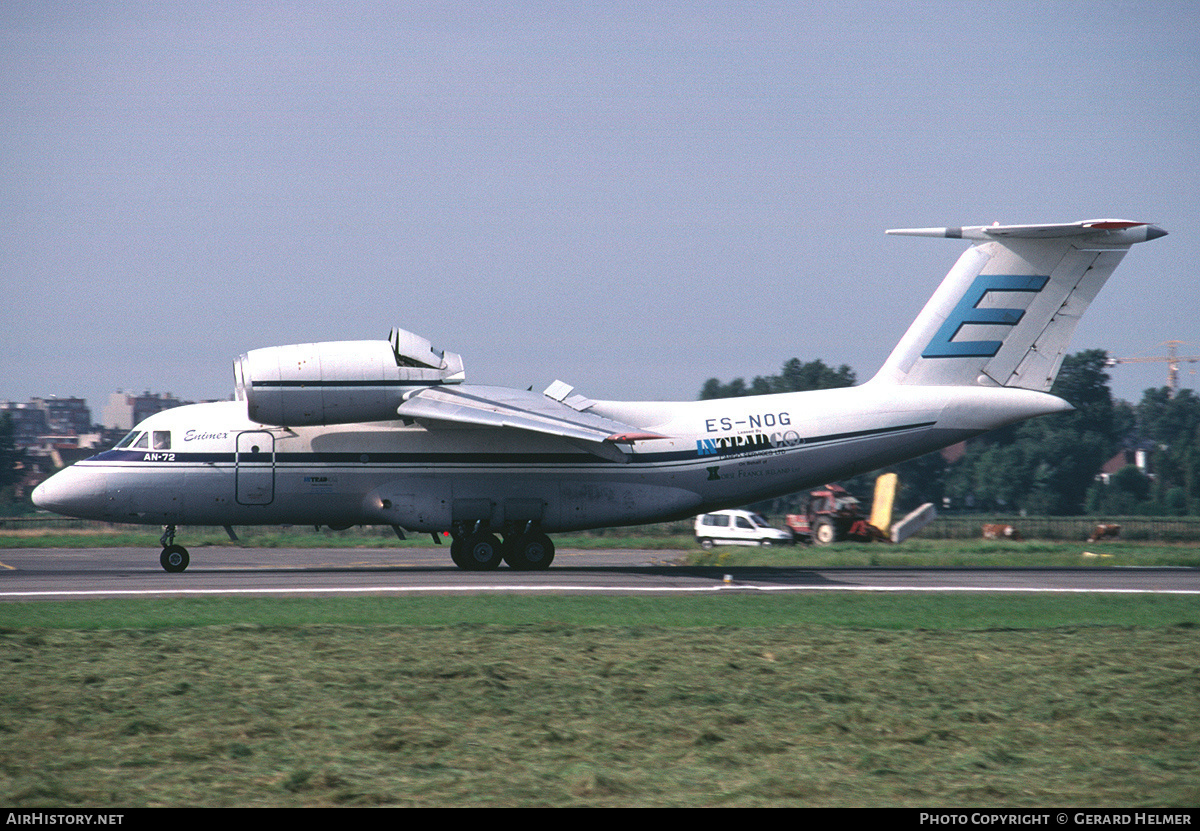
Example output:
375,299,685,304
1,546,1198,600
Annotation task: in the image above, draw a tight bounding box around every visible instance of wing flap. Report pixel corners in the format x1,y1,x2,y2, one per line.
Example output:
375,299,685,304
395,384,663,460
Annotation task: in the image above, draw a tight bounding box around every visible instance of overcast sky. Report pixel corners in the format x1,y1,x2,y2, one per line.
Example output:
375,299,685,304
4,1,1198,415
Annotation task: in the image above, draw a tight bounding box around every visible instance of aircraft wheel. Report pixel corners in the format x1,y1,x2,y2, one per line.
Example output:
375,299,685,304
459,531,503,570
503,532,555,570
813,518,837,546
449,538,469,568
160,544,190,573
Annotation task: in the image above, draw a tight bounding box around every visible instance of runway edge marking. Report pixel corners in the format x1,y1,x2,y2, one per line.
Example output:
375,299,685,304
2,585,1199,599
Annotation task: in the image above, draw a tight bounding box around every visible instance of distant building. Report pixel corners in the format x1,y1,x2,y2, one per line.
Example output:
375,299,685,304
2,398,101,479
0,403,49,447
940,441,967,464
23,433,105,472
1097,447,1152,485
102,391,184,431
2,398,91,446
31,397,92,435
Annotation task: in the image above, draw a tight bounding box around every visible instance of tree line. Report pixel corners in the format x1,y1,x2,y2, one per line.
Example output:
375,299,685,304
699,350,1200,517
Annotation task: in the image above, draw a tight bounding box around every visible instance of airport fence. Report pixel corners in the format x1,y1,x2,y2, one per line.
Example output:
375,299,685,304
0,516,108,531
915,515,1200,543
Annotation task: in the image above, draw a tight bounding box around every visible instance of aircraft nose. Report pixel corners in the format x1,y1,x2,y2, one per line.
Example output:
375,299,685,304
31,473,67,513
31,477,56,511
32,467,104,518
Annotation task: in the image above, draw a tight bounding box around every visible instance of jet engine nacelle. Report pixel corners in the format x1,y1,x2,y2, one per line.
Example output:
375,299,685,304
235,328,465,426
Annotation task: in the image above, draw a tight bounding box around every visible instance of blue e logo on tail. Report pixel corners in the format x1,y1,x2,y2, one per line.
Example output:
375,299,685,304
922,274,1049,359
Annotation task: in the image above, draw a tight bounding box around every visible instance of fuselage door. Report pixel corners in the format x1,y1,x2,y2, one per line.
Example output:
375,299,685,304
235,431,275,505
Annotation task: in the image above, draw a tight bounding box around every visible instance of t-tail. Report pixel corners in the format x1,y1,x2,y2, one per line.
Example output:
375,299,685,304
870,219,1167,390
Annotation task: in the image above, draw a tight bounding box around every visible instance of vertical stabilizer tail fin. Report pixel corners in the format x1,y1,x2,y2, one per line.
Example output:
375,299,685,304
870,220,1166,391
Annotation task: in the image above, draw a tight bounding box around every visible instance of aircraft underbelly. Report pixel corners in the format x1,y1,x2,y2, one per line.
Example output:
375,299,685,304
363,471,703,532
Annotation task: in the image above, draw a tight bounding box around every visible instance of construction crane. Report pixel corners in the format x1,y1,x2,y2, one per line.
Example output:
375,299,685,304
1106,341,1200,398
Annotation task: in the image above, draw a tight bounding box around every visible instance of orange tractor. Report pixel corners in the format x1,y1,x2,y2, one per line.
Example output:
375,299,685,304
785,483,890,545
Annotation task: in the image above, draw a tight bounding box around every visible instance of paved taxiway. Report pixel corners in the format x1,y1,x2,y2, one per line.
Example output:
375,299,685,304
1,547,1198,600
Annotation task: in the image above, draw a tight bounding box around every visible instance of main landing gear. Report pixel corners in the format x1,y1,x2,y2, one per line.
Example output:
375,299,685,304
159,525,189,573
449,523,555,571
152,522,553,573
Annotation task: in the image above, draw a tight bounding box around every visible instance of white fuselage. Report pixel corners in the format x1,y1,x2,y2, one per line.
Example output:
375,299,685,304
32,383,1069,533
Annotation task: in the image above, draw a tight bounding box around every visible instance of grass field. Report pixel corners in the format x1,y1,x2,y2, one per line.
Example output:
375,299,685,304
1,592,1197,808
2,525,1197,806
686,537,1200,569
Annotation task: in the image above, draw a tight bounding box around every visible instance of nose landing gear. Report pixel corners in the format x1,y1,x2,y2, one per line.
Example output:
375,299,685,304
159,525,190,573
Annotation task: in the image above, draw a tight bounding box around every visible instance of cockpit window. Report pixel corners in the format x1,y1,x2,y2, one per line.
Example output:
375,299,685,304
131,432,150,449
114,431,141,449
152,431,171,450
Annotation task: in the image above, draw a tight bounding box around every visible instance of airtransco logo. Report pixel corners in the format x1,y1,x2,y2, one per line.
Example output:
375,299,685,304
696,431,801,456
922,273,1049,359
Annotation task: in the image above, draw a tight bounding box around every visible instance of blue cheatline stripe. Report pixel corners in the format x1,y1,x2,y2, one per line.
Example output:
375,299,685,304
82,420,937,468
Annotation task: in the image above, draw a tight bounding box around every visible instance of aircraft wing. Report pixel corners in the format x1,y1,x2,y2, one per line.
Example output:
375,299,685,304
395,383,663,462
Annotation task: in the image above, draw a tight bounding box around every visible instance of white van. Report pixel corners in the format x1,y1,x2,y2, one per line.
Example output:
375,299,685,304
694,509,793,549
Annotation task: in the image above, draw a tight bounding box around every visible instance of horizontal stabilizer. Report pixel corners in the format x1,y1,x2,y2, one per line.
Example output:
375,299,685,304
887,219,1166,245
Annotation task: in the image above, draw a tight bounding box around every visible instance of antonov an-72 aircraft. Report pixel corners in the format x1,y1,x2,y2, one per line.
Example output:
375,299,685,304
34,219,1166,572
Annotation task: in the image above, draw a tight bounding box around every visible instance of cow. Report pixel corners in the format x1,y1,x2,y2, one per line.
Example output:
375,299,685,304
982,524,1022,541
1087,523,1121,542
